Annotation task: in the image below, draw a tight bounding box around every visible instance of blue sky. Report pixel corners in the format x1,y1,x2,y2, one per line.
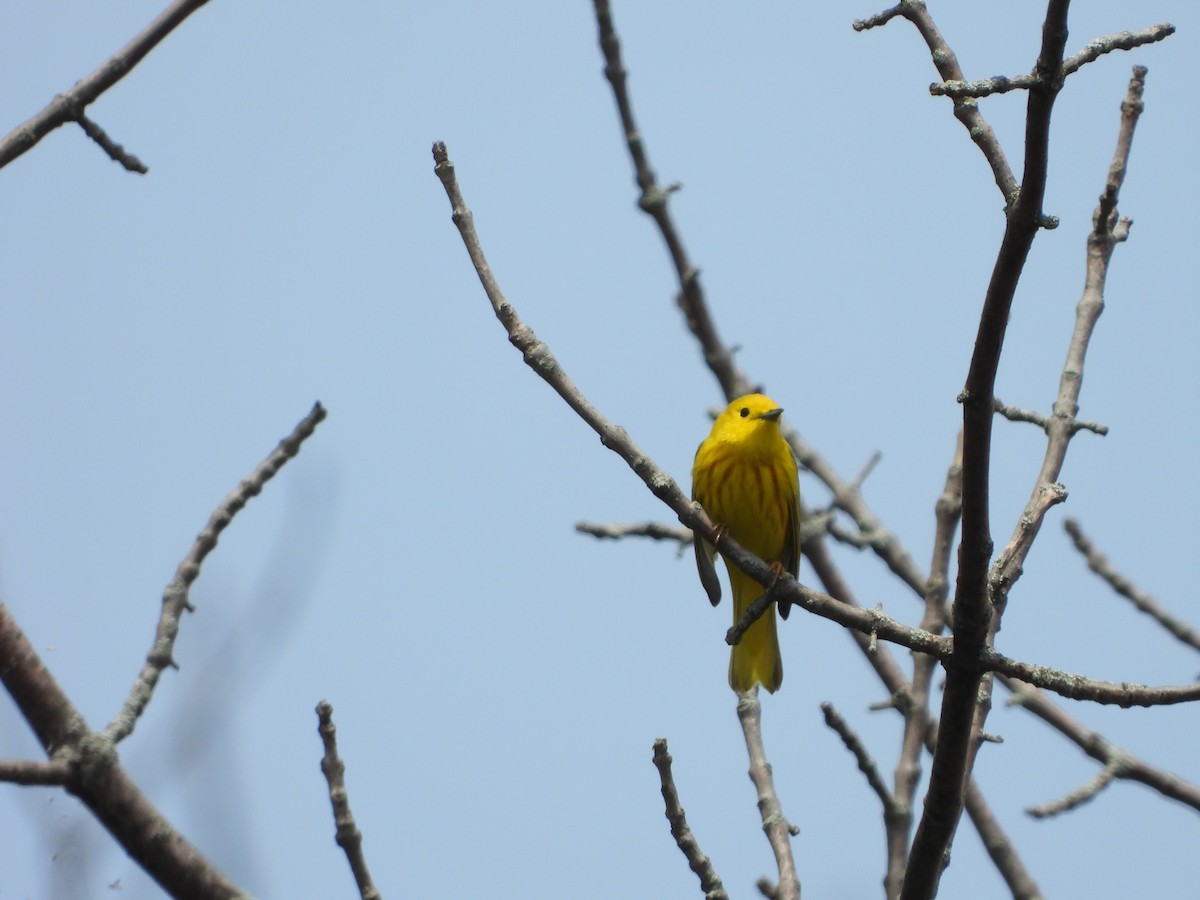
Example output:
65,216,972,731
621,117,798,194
1,2,1196,897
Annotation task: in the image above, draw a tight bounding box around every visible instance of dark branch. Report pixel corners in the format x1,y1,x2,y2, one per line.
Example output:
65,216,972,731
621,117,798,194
903,4,1073,896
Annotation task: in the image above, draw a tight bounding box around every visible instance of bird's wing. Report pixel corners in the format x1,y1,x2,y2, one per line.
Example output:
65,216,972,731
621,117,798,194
778,474,802,621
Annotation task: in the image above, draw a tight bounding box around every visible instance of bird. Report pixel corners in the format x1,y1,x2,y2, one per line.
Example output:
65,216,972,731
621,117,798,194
691,393,801,693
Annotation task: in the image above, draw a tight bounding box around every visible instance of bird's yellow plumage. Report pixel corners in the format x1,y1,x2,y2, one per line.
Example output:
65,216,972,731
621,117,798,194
691,394,801,693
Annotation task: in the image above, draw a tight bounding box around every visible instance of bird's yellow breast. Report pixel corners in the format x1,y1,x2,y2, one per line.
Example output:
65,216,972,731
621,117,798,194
692,442,793,561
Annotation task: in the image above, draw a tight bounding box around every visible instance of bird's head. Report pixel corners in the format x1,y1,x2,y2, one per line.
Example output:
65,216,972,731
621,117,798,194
711,393,785,445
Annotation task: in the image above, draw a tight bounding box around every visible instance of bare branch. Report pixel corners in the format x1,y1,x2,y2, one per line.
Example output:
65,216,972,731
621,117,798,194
1006,681,1200,813
854,0,1017,202
317,702,381,900
0,600,245,897
983,641,1200,710
651,739,728,899
105,402,327,743
0,0,213,171
990,64,1150,620
799,422,1196,783
931,25,1174,98
966,66,1158,839
592,0,754,402
992,397,1108,436
1064,518,1200,653
737,692,800,900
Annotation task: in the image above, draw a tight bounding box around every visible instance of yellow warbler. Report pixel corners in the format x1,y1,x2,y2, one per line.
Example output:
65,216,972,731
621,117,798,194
691,393,800,693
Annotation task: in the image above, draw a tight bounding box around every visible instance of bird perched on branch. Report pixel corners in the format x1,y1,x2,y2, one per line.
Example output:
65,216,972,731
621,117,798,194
691,393,801,693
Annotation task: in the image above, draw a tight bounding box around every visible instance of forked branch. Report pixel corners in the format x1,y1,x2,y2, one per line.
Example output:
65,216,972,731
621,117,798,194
0,0,214,171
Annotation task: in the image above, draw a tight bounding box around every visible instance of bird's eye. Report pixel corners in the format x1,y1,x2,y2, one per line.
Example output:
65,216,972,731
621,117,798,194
739,407,750,418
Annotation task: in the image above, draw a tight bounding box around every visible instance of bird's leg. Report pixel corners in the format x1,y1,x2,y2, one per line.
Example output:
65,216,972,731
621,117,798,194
711,522,728,550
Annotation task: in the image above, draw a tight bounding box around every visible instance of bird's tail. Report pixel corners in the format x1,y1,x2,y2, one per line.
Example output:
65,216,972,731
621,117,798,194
728,568,783,693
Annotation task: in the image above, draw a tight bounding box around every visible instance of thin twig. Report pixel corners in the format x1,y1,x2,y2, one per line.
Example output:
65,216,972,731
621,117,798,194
1064,518,1200,653
850,451,883,490
651,738,728,899
76,113,148,173
317,702,382,900
575,520,692,547
1026,757,1124,819
105,402,327,743
822,702,897,817
737,692,800,900
726,580,784,648
0,0,213,170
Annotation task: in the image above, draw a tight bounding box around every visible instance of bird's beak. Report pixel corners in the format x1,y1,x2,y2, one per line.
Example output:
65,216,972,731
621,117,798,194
759,407,784,421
